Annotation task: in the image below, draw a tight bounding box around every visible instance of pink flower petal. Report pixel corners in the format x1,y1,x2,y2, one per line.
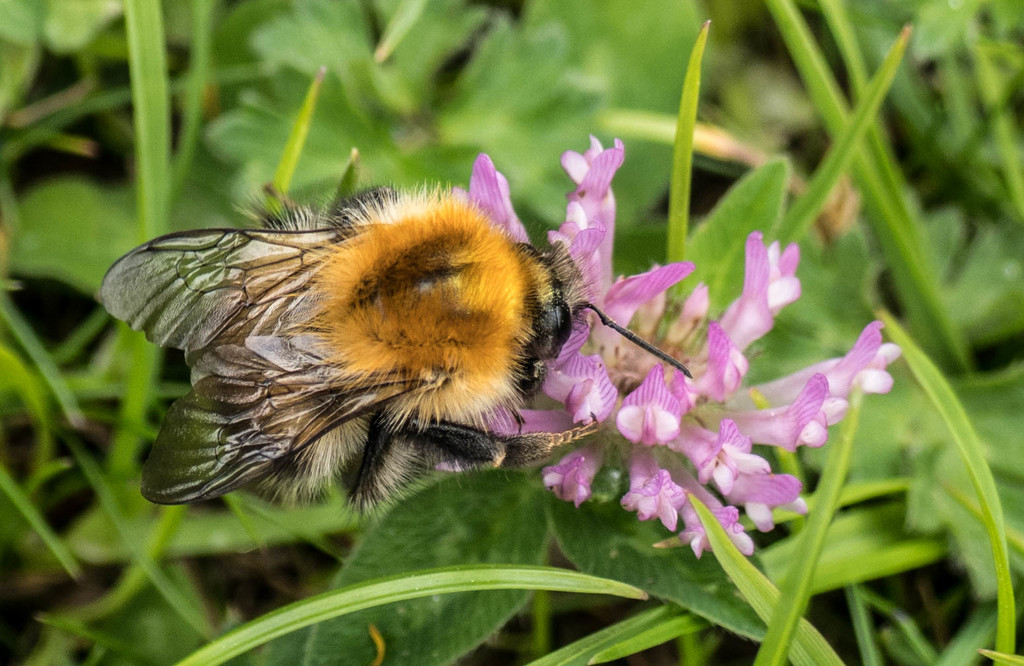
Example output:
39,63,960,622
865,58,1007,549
616,365,682,445
542,445,603,507
754,321,901,404
621,452,687,531
602,263,695,326
694,322,748,401
725,473,803,531
544,351,617,423
728,374,831,450
461,154,529,242
561,137,625,289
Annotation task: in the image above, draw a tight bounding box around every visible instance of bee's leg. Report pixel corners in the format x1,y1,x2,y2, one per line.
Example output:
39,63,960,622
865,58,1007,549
404,418,599,469
350,412,424,510
500,421,600,466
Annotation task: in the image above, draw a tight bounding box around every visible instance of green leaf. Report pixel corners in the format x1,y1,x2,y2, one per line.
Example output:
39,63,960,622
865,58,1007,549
10,177,137,293
688,496,844,666
0,39,40,117
527,605,701,666
0,458,82,580
42,0,122,53
882,312,1016,654
685,159,789,307
548,494,763,639
666,20,709,264
523,0,700,225
0,0,43,45
178,564,645,666
761,503,946,593
274,472,551,665
271,66,325,198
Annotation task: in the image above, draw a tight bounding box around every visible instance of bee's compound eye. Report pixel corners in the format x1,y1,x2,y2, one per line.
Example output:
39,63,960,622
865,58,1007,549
554,302,572,349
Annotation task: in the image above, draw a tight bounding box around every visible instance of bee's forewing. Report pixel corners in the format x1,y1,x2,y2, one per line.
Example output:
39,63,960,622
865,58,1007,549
141,337,417,503
99,228,341,352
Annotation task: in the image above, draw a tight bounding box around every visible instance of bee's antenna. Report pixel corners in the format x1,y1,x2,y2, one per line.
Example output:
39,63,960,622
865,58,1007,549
583,303,692,379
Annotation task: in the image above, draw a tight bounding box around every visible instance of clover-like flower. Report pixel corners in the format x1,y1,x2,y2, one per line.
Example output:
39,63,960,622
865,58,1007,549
461,138,901,557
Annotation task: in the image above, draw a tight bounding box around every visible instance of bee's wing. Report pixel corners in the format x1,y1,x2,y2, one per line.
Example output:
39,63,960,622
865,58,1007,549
141,336,418,503
99,228,342,352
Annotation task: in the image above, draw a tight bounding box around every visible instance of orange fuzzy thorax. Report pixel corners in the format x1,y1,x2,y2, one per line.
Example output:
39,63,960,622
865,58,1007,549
312,192,543,425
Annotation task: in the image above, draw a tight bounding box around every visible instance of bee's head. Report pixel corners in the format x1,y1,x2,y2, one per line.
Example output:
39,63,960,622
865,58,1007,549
532,240,693,378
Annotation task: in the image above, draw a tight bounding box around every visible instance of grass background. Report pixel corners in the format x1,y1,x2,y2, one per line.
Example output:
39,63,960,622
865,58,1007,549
1,0,1023,663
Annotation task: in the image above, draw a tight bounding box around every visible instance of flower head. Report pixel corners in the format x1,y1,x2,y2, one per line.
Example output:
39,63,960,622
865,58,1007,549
461,139,900,557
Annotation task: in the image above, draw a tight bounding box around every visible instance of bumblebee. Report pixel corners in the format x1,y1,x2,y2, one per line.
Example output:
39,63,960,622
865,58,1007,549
101,187,687,508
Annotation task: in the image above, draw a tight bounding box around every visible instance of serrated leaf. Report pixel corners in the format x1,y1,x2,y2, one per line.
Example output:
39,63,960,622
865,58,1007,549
547,495,763,639
268,472,552,666
685,159,790,307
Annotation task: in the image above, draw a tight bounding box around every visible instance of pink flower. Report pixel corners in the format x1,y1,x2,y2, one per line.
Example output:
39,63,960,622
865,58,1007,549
542,446,603,507
621,451,687,530
720,232,800,350
460,139,900,557
693,322,748,402
544,352,617,424
454,154,528,243
616,365,682,445
729,374,832,450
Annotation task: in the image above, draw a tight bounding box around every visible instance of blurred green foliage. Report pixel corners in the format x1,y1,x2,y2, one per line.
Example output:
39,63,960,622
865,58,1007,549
2,0,1024,663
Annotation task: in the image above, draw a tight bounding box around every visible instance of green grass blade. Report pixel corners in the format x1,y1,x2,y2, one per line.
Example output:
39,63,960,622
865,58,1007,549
764,0,970,372
0,293,85,429
175,565,646,666
271,66,326,197
944,482,1024,558
526,606,689,666
979,650,1024,665
880,312,1015,654
374,0,428,63
0,461,82,579
124,0,170,241
171,0,219,199
334,146,361,200
70,505,187,622
113,0,173,479
845,586,883,666
38,614,161,665
588,613,703,664
666,20,709,264
689,496,844,666
975,43,1024,224
776,28,909,243
0,341,54,468
754,391,863,666
816,0,868,97
67,438,210,638
935,605,997,666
